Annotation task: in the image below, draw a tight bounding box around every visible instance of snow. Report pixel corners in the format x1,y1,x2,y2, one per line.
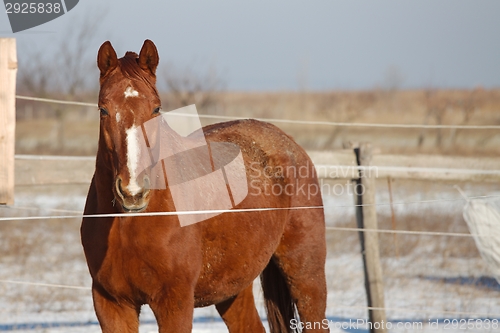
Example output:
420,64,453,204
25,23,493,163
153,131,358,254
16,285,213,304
1,180,500,332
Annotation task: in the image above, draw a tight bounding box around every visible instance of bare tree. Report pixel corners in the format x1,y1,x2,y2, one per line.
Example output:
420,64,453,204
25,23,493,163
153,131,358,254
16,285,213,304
17,49,54,98
16,10,107,123
449,89,480,148
417,89,448,149
59,13,106,97
161,64,225,112
383,65,405,92
17,11,105,99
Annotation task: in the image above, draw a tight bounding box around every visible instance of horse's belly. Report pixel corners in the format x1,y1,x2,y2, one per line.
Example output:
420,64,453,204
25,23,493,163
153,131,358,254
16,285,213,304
193,255,268,307
193,212,284,306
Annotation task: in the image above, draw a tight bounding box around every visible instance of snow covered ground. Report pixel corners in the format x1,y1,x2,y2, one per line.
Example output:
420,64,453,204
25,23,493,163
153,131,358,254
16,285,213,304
1,179,500,332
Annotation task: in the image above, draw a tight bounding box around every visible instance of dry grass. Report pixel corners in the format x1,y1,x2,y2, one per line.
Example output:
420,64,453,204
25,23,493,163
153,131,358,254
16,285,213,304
215,89,500,156
15,88,500,156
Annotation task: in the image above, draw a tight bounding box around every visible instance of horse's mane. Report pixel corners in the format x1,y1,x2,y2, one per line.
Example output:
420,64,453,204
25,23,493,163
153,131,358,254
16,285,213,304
118,52,158,95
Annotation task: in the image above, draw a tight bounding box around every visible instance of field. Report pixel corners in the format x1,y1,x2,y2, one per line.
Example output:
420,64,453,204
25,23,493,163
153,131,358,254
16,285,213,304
3,89,500,332
15,89,500,156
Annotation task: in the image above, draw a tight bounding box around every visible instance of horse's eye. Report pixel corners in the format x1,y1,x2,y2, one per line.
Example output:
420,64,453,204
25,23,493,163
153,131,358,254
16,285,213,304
153,107,161,115
99,107,109,116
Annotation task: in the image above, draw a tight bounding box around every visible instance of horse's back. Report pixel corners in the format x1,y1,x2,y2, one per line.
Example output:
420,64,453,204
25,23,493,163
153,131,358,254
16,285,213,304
203,119,308,168
203,118,319,198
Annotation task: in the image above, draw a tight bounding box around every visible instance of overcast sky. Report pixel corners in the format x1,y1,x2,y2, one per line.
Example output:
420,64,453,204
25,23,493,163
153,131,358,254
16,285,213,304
1,0,499,91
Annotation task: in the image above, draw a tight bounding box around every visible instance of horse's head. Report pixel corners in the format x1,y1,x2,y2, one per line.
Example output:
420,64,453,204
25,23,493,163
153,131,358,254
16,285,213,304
96,40,161,212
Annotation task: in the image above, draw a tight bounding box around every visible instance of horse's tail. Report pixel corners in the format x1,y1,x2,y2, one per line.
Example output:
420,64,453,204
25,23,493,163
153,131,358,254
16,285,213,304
260,258,299,333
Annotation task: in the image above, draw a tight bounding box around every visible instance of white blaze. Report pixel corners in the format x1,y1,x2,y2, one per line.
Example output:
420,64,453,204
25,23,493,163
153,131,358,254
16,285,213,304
124,86,139,98
116,112,121,123
125,125,142,195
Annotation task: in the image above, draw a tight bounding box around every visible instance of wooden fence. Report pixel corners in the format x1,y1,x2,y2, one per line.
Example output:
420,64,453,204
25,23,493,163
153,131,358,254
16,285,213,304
13,151,500,186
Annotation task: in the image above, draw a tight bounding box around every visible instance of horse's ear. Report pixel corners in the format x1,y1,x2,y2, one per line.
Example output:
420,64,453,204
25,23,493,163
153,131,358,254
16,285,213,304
97,41,118,77
138,40,159,75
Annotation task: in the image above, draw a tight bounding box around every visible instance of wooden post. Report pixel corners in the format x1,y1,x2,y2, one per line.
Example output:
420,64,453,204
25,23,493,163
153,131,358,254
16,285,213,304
0,38,17,205
353,143,387,333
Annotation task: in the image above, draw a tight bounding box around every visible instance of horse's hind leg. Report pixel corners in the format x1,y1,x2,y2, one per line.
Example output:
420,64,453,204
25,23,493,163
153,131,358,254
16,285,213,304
274,209,328,332
215,284,265,333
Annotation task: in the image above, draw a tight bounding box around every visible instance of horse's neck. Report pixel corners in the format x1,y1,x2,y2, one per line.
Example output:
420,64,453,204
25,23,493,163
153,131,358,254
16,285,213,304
93,152,118,213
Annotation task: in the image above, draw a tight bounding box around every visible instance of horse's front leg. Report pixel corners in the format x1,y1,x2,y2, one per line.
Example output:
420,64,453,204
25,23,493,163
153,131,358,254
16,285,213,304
92,284,140,333
149,284,196,333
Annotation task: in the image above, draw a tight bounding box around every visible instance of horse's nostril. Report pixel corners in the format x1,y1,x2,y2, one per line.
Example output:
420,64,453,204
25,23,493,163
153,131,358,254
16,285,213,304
115,177,127,198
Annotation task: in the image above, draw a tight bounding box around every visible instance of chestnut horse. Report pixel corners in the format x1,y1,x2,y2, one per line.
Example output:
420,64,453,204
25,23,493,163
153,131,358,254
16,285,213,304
81,40,327,333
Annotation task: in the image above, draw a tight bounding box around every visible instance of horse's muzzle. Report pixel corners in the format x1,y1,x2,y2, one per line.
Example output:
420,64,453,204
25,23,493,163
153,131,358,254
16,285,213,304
114,175,151,212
